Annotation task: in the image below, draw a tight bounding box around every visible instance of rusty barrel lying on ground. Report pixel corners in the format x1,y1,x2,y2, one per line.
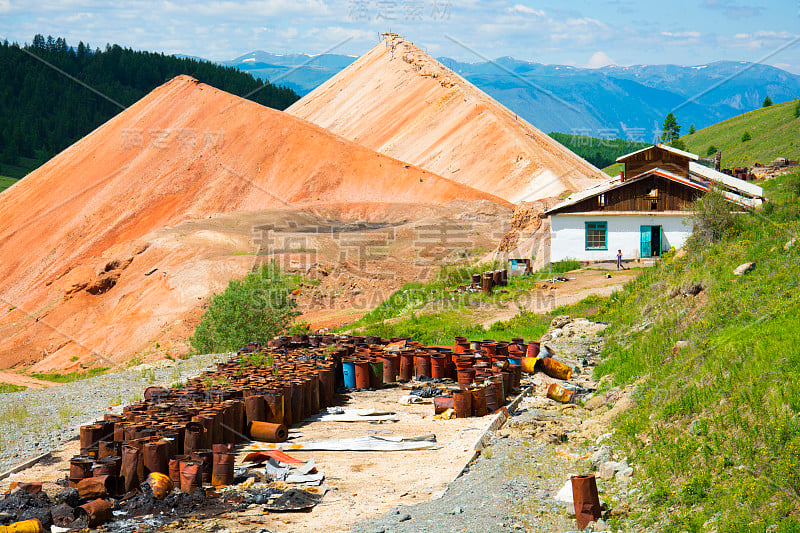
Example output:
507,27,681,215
0,519,44,533
249,421,288,443
76,499,112,528
547,383,575,403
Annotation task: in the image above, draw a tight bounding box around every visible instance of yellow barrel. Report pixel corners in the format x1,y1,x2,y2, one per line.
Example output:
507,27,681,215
521,356,538,374
0,519,44,533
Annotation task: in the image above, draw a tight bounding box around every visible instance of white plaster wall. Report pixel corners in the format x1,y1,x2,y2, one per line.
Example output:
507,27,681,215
550,213,693,262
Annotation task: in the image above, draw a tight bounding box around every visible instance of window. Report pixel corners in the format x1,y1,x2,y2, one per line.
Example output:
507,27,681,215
585,222,607,250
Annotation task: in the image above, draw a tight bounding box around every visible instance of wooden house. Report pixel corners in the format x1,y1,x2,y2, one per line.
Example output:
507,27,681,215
546,144,763,262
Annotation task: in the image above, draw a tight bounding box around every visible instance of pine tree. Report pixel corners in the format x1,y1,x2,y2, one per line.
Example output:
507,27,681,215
688,124,696,135
762,95,773,107
661,113,681,143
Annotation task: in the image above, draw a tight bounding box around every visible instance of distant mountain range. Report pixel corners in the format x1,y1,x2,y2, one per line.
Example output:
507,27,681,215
225,51,800,137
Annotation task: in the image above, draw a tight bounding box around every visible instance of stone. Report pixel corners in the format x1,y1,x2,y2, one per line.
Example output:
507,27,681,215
398,513,411,522
615,465,634,480
785,238,796,251
584,395,607,411
590,445,613,467
611,503,630,517
733,262,755,276
554,479,573,503
596,432,613,445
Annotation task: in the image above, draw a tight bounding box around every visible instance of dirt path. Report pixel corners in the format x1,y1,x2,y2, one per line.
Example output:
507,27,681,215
0,370,58,388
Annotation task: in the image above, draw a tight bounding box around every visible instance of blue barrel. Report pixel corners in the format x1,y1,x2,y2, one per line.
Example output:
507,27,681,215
508,357,522,366
342,360,356,388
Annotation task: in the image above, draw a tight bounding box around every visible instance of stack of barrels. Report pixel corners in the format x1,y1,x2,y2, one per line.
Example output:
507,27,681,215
68,332,538,498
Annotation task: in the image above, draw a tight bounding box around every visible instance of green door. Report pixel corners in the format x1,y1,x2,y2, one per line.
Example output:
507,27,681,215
640,226,652,257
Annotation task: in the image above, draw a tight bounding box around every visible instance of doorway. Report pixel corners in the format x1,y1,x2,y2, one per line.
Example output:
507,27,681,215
640,225,662,257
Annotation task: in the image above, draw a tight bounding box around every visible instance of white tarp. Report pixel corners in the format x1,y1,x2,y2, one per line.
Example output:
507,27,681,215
245,435,438,452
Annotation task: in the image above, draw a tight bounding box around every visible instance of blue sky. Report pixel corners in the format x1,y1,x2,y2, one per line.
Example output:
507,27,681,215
2,1,799,72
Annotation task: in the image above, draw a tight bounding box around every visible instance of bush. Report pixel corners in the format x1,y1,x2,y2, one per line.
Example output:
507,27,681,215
190,263,299,354
689,188,737,245
741,131,752,142
706,145,718,157
795,100,800,118
762,95,773,107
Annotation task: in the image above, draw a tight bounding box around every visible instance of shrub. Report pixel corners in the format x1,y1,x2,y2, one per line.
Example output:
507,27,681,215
795,100,800,118
190,263,299,354
741,131,752,142
762,95,772,107
689,188,737,245
706,145,718,157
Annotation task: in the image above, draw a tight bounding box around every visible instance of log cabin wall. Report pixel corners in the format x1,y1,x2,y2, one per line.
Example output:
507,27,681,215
624,147,691,178
554,176,702,214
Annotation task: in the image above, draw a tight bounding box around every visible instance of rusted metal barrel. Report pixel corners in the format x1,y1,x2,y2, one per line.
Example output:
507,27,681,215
69,456,93,483
93,456,121,478
249,421,288,442
368,360,383,389
541,357,573,380
120,444,140,493
318,367,336,406
264,391,284,426
571,474,602,529
76,499,112,527
547,383,575,403
76,475,114,499
398,352,414,380
179,461,203,494
98,440,120,459
456,368,475,389
430,354,447,379
433,396,454,414
168,458,182,485
470,388,488,417
144,440,169,475
492,270,503,287
482,271,493,294
453,390,472,418
244,395,267,427
190,449,213,485
211,452,235,487
470,273,481,287
413,352,431,378
144,472,173,499
484,385,499,412
183,421,205,455
353,360,371,389
0,519,43,532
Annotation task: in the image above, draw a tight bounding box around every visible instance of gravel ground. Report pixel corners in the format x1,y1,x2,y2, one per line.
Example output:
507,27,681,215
351,315,624,533
0,353,231,474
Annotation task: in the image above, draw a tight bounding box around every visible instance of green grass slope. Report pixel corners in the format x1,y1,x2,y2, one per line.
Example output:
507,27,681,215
681,99,800,168
585,171,800,531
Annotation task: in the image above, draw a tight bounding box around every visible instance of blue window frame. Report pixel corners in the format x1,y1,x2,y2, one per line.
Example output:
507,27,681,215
585,221,607,250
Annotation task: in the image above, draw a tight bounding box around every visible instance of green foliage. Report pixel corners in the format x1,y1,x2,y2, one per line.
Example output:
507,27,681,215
689,188,738,246
681,99,800,168
592,171,800,529
661,112,681,143
688,124,696,135
741,131,752,142
0,382,27,393
706,145,718,157
190,264,300,354
549,132,649,169
669,139,687,151
32,367,109,382
795,100,800,118
0,35,300,180
763,95,773,107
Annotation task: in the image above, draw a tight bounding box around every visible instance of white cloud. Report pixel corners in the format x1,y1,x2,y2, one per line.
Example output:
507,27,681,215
506,4,544,17
586,51,614,68
0,0,10,13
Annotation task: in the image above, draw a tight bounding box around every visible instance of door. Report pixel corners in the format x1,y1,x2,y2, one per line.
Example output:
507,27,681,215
650,226,662,257
640,225,651,257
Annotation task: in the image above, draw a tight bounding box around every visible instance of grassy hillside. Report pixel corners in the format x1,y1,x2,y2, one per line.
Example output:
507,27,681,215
681,99,800,168
550,132,648,171
588,171,800,531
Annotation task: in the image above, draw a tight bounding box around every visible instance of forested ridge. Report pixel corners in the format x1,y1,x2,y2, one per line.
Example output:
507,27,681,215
0,35,299,180
549,132,650,170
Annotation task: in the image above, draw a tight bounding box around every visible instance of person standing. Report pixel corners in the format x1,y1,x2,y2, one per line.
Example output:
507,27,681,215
617,249,624,270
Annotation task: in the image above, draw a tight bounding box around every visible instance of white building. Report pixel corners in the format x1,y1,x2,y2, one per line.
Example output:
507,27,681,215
546,144,763,263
